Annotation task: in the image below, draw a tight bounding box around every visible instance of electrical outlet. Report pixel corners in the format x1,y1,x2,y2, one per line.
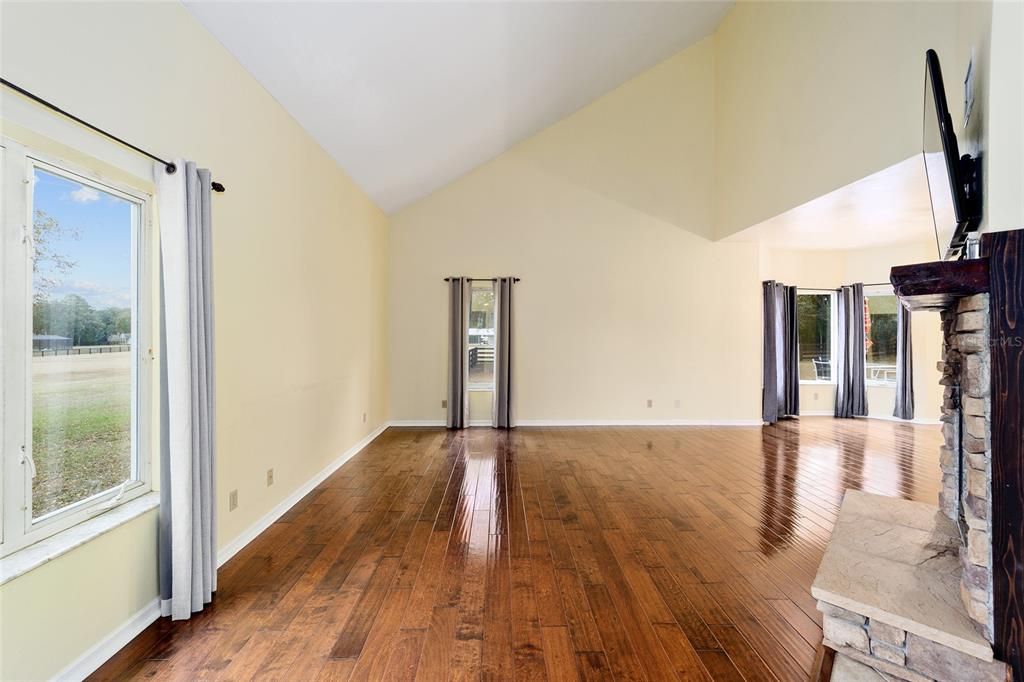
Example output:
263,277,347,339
814,392,820,401
646,399,653,408
362,412,367,423
267,468,274,487
441,399,447,409
229,489,238,511
674,399,681,408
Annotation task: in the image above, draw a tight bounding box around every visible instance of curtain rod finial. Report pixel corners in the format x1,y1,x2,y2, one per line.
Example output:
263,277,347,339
165,162,177,174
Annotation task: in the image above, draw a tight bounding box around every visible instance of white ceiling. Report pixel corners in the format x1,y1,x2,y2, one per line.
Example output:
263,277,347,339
727,156,941,252
184,1,733,213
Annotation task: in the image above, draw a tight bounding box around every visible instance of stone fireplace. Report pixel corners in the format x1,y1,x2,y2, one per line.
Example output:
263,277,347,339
937,293,994,642
811,229,1024,681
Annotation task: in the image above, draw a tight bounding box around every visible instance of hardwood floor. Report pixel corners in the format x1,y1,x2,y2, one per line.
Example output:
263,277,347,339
91,418,941,681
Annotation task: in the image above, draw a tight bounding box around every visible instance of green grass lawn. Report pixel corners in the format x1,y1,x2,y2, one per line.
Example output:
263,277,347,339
32,352,131,517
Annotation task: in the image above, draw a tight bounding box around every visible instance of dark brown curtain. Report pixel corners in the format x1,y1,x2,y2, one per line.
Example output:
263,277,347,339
835,283,868,418
446,277,469,429
492,277,513,428
762,281,800,424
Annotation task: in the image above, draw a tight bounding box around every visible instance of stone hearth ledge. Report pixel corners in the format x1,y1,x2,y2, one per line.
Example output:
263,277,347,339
811,490,992,662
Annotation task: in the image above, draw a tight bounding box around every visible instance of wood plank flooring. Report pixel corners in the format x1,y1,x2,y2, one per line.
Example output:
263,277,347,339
91,417,940,681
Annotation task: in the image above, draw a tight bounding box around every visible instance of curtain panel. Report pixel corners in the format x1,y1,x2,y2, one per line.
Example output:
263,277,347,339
893,300,915,420
762,281,800,424
155,160,217,620
447,277,470,429
835,283,868,418
493,277,513,428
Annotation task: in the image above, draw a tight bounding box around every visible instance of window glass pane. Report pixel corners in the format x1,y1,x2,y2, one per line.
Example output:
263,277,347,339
797,294,831,381
30,167,136,519
468,281,495,386
865,294,898,385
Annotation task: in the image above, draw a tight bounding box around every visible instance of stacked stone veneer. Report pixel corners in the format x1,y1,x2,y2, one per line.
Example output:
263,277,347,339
819,602,1007,682
937,293,993,641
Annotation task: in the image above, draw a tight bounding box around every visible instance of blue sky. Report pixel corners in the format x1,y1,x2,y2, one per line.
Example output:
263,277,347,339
33,168,133,309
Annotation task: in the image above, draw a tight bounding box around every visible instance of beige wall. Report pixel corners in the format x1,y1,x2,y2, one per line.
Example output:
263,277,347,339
0,513,159,682
714,2,959,239
390,39,764,425
0,3,388,679
983,0,1024,233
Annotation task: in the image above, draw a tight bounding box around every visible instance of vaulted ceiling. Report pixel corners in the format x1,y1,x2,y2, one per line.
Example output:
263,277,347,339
184,1,733,213
727,157,940,252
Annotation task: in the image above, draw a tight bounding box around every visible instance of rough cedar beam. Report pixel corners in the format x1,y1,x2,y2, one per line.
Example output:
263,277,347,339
982,229,1024,682
889,258,990,311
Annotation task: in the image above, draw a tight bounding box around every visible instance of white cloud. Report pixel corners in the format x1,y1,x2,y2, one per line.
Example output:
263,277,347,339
48,280,131,309
70,185,100,203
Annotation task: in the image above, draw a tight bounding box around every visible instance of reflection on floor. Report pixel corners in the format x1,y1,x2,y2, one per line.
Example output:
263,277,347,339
92,417,941,681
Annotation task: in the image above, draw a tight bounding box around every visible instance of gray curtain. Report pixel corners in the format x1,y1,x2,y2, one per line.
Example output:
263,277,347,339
835,283,868,418
893,300,915,420
493,277,513,428
762,281,800,424
155,160,216,620
446,277,469,429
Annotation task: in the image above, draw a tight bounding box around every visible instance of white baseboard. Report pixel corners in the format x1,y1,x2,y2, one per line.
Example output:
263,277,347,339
389,418,763,427
216,421,389,567
389,419,446,427
54,598,160,681
514,419,763,427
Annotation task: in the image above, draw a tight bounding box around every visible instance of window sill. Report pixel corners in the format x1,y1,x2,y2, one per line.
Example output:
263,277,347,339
866,382,898,388
800,380,836,386
467,386,495,392
0,491,159,586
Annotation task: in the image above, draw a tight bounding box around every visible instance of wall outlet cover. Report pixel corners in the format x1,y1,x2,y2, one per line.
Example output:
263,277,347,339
229,489,238,511
267,468,274,487
441,399,447,408
646,399,653,408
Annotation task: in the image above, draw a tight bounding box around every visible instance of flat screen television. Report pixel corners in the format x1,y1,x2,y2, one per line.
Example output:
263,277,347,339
923,49,981,260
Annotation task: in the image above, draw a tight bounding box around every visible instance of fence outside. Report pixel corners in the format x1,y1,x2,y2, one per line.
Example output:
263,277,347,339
33,345,131,358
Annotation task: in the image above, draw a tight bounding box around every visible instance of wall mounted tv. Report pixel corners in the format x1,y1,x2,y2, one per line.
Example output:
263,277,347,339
923,49,982,260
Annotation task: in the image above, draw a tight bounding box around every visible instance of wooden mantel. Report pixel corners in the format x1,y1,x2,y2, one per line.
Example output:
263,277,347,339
889,257,989,311
890,230,1024,681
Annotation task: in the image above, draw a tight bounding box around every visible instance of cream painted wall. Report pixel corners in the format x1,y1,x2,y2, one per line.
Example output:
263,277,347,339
0,513,158,681
469,390,494,425
714,2,959,239
390,39,764,424
0,3,388,679
983,0,1024,233
759,240,944,423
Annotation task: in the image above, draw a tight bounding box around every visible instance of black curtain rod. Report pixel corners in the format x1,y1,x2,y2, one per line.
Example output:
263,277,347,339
1,78,226,193
797,282,891,290
443,277,521,282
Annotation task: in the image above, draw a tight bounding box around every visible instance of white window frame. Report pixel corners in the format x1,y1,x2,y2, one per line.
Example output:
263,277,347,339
864,286,899,388
466,279,496,391
798,290,839,386
1,138,153,558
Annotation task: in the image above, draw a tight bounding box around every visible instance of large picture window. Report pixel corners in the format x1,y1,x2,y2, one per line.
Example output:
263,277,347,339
2,140,152,556
797,292,835,383
864,293,899,385
467,280,495,389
